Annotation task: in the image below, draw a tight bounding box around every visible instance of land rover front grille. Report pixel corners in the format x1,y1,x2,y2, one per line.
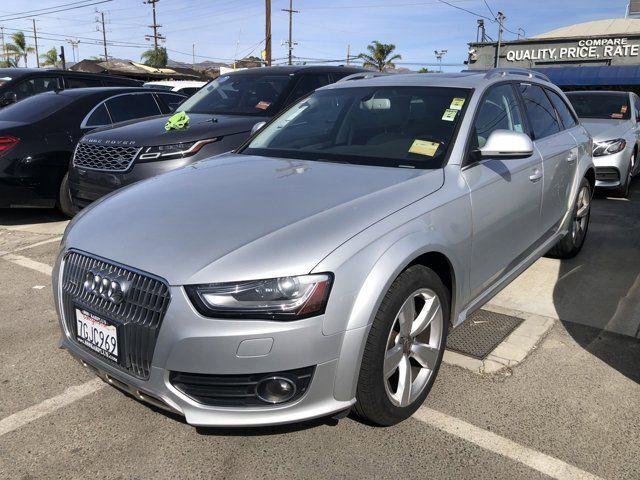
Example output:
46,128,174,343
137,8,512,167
61,251,171,379
73,143,141,172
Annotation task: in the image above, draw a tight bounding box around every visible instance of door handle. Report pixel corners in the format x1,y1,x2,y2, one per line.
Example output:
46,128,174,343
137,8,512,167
529,168,542,183
567,151,577,164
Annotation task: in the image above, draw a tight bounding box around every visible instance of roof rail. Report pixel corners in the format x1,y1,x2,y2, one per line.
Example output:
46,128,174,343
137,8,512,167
337,71,390,82
484,67,550,82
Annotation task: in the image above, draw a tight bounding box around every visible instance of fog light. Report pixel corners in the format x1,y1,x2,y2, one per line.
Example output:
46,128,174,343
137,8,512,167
256,376,297,404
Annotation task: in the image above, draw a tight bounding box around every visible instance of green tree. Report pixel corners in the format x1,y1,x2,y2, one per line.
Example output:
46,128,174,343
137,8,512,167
358,40,401,72
5,31,35,67
140,47,168,68
418,67,436,73
40,47,60,67
0,57,19,68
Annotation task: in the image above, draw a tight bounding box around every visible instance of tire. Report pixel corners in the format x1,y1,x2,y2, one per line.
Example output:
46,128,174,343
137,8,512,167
616,152,634,198
56,172,76,218
353,265,449,426
547,176,591,259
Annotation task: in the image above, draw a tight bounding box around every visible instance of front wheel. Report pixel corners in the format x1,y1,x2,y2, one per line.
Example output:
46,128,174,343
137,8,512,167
354,265,449,426
56,172,76,218
547,177,591,259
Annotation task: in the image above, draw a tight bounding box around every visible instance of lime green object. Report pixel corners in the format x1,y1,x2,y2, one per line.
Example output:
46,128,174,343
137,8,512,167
165,111,190,131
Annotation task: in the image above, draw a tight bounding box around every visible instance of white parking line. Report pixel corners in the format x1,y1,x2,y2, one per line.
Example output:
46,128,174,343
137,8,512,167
0,379,105,437
13,236,62,253
413,407,603,480
1,253,53,276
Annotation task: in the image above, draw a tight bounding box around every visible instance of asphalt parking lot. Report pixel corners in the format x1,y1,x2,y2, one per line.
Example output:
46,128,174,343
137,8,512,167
0,185,639,480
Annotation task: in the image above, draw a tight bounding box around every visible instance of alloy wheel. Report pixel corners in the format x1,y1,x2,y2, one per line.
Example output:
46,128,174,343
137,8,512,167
572,184,590,246
383,288,443,407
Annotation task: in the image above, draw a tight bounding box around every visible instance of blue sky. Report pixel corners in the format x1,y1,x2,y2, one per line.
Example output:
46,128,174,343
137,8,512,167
0,0,630,70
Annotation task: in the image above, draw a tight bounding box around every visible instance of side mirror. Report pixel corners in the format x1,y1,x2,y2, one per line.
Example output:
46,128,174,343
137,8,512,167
478,129,534,159
251,121,266,135
0,91,17,107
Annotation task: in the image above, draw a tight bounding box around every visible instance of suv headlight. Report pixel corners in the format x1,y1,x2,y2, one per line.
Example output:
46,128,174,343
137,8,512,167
593,138,626,157
137,138,219,161
185,274,333,320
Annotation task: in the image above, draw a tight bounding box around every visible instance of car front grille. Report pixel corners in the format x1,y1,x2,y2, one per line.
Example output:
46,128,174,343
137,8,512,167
61,250,171,379
595,167,620,182
73,143,141,172
169,367,315,407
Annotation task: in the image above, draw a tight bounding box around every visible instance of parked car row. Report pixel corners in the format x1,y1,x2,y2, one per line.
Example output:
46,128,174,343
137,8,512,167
54,67,597,427
0,65,364,216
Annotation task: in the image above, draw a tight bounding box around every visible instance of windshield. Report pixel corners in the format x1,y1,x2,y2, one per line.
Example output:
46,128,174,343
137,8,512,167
242,86,470,169
0,93,72,122
177,74,292,116
566,92,630,120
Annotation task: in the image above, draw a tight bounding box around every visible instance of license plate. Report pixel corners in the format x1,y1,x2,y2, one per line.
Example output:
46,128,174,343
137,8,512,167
75,309,118,362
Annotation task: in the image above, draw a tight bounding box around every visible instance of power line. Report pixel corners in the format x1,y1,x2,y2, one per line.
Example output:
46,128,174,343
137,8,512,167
0,0,113,22
0,1,100,19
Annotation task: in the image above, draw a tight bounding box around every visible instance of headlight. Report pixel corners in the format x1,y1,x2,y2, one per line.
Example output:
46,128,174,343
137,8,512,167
185,274,333,320
593,138,626,157
137,138,219,161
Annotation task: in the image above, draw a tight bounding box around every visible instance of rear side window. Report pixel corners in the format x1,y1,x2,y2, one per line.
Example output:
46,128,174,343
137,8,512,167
287,73,332,104
156,93,185,113
473,84,525,149
519,83,561,139
84,103,111,127
66,77,102,88
8,76,60,100
546,89,577,129
105,93,161,123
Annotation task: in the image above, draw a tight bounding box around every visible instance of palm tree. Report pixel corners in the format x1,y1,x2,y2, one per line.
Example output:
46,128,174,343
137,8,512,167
40,47,60,67
358,41,402,72
140,47,168,68
6,31,35,67
0,57,19,68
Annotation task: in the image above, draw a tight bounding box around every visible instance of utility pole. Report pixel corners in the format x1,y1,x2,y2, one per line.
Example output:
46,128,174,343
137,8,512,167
495,11,505,68
265,0,271,66
96,11,108,61
32,19,40,68
346,44,350,65
282,0,298,65
59,45,66,69
192,43,195,64
0,27,5,64
144,0,164,50
66,38,80,63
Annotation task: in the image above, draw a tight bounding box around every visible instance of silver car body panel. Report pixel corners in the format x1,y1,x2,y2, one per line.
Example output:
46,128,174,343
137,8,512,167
54,71,595,426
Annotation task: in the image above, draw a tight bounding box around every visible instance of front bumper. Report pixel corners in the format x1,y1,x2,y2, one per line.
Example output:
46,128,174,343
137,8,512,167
593,149,630,188
56,274,357,427
69,156,197,209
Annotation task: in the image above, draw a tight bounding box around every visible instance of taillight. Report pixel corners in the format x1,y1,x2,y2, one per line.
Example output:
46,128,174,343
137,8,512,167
0,136,19,157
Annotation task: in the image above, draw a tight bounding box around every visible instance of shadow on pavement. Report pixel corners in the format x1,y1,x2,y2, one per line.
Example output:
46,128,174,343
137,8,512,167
0,208,67,227
553,180,640,383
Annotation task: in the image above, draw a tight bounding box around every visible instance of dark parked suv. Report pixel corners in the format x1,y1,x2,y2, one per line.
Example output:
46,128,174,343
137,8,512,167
0,68,142,107
69,65,364,210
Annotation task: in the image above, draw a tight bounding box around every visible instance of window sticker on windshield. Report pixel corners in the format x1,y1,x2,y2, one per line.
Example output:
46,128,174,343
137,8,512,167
621,105,628,113
442,109,458,122
409,139,439,157
256,100,271,110
450,98,465,110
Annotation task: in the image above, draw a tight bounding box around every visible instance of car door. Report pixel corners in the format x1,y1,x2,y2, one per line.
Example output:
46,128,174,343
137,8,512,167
631,93,640,167
519,83,578,238
462,82,543,298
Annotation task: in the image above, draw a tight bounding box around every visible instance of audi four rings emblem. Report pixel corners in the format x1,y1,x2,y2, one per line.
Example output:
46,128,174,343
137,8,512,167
83,269,128,304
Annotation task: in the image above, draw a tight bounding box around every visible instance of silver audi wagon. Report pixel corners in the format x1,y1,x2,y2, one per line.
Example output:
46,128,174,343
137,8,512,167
54,68,594,427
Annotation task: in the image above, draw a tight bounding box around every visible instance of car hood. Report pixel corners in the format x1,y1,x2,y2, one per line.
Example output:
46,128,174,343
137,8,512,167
65,154,444,285
81,113,264,146
580,118,632,142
